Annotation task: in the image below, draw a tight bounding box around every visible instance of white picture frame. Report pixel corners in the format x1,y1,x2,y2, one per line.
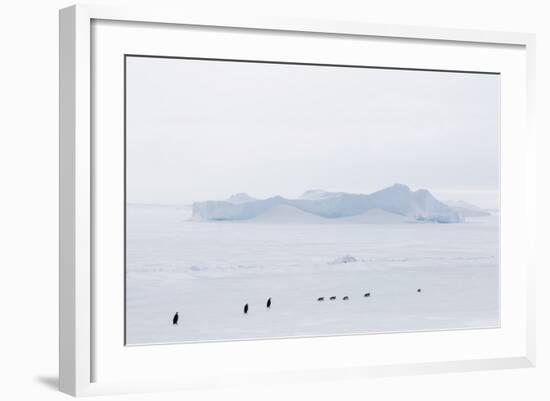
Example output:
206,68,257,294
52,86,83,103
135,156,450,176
59,4,536,397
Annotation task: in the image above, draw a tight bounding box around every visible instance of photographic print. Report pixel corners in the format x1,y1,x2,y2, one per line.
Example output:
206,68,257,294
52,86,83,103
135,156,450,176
125,56,499,345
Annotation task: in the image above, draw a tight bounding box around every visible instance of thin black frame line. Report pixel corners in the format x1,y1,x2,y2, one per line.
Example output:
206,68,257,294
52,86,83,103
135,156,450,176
125,53,501,75
122,52,500,347
123,54,127,346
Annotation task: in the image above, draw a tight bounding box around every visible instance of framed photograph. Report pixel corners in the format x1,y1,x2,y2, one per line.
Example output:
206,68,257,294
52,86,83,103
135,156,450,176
60,4,536,396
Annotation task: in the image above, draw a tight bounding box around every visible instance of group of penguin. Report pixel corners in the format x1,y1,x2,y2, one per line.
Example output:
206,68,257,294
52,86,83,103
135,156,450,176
242,297,271,315
172,297,272,325
172,289,422,325
317,292,369,302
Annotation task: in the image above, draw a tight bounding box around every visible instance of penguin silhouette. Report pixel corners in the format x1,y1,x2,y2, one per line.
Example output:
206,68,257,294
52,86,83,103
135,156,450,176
417,288,422,293
330,296,336,301
172,312,179,325
244,303,249,314
364,292,371,298
343,296,349,300
317,297,324,302
266,298,272,308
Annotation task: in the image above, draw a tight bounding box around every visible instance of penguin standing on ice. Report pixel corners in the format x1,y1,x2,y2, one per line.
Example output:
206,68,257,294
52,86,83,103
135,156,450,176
172,312,179,325
244,303,249,314
266,298,272,308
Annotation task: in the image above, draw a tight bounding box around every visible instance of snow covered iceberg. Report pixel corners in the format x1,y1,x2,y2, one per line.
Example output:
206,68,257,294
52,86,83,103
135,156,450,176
445,200,491,218
191,184,463,223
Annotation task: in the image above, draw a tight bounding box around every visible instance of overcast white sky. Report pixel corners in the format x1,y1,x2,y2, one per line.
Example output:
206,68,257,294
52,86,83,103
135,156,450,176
126,56,500,209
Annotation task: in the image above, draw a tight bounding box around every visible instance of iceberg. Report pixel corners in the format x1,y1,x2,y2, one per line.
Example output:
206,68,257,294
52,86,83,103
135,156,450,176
192,184,463,223
444,200,491,218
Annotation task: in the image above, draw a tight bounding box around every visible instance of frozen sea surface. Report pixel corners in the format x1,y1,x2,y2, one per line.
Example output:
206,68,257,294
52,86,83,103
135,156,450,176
126,205,499,345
